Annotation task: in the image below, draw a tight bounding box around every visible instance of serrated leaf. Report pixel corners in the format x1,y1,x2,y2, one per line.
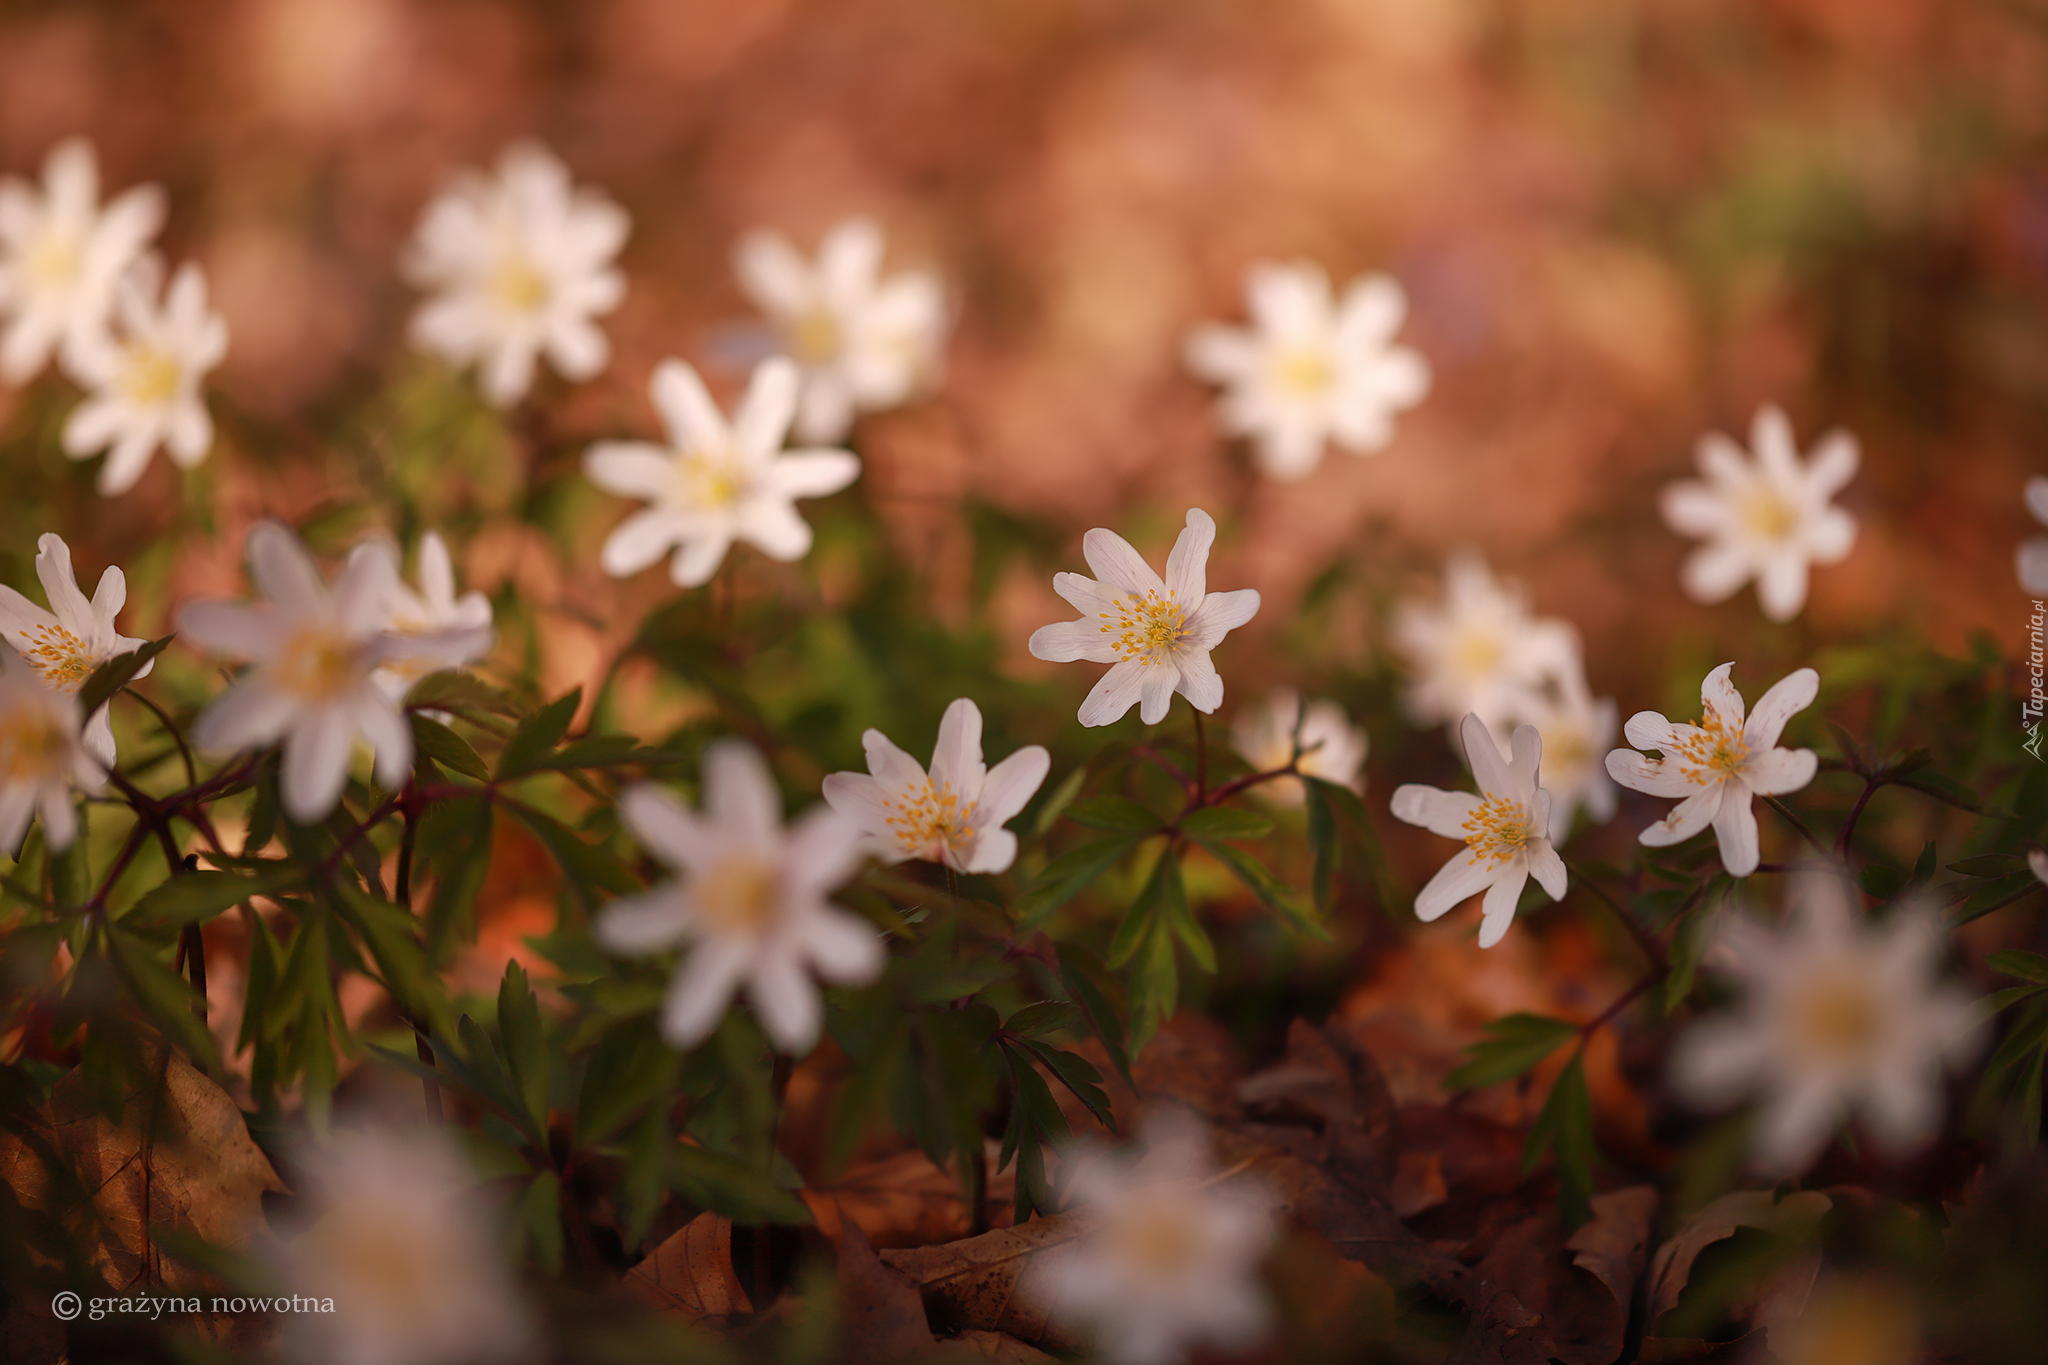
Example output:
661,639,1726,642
1179,806,1274,841
1013,833,1141,927
1064,796,1165,833
1056,942,1132,1090
1445,1013,1580,1090
1893,767,1986,814
1523,1051,1595,1229
1004,1001,1081,1038
1988,950,2048,986
1949,854,2027,877
1019,1037,1116,1134
76,635,174,719
417,796,492,958
533,734,642,771
1156,852,1214,973
1954,869,2044,926
409,714,489,780
668,1144,811,1224
1106,851,1171,970
105,929,220,1071
1187,833,1328,941
496,688,582,779
406,670,520,718
1663,901,1715,1014
1305,777,1338,912
504,800,638,914
1126,922,1179,1053
519,1170,564,1274
498,960,548,1134
1030,765,1088,839
126,866,303,926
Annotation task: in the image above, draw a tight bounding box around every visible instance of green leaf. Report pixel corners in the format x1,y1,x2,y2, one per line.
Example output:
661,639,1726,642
105,930,219,1071
76,635,174,719
1187,833,1329,941
1106,850,1172,970
1179,807,1274,841
533,735,643,771
51,816,90,909
504,800,638,914
1056,942,1132,1090
1019,1037,1116,1133
409,714,489,780
1444,1013,1580,1090
496,688,582,779
1954,869,2044,926
1304,778,1338,913
416,796,493,957
1893,767,1987,814
1984,985,2045,1016
669,1143,812,1224
1126,922,1179,1053
331,884,446,1037
1031,765,1088,839
1663,902,1716,1015
518,1170,564,1275
1521,1051,1595,1229
575,1019,681,1148
1156,852,1214,974
1988,950,2048,986
498,960,549,1135
126,867,303,926
1949,854,2027,877
1013,833,1142,927
1004,1001,1081,1038
406,670,521,719
1064,796,1165,832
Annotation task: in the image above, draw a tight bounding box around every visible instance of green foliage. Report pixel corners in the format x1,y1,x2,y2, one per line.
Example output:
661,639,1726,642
1445,1013,1580,1090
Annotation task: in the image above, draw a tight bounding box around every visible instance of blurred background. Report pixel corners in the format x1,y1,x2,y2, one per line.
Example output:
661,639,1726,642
0,0,2040,716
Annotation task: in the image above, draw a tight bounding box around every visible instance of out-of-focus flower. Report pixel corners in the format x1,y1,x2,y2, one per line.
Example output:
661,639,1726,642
276,1125,533,1365
1776,1274,1920,1365
404,143,627,406
2030,848,2048,887
177,523,490,823
1391,552,1579,735
1033,1113,1276,1365
60,259,226,496
1183,261,1429,482
373,531,493,702
1229,686,1367,806
1498,659,1617,844
822,697,1049,874
1671,877,1980,1173
1660,405,1857,622
0,138,164,383
0,532,150,766
597,741,880,1053
0,645,103,853
1605,663,1819,877
1390,714,1567,948
2017,477,2048,595
734,217,946,444
584,357,859,588
1027,508,1261,728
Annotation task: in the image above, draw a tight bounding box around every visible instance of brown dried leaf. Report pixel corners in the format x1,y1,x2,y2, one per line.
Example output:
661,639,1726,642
1566,1185,1659,1310
1472,1210,1634,1365
1644,1190,1832,1333
953,1328,1053,1362
814,1141,1016,1249
624,1211,753,1325
835,1218,940,1364
879,1215,1088,1353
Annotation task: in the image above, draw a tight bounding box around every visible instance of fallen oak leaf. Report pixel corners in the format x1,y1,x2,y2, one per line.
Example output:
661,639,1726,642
1565,1185,1659,1314
624,1211,752,1325
1643,1190,1831,1333
878,1215,1089,1353
833,1217,943,1365
1469,1187,1657,1365
953,1328,1053,1361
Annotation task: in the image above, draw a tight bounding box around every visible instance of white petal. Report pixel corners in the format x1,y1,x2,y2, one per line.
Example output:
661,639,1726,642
1137,665,1178,725
280,706,354,822
1699,662,1745,730
747,950,822,1053
670,532,734,588
702,740,783,852
1477,866,1528,947
1755,554,1810,622
597,886,690,954
781,805,867,900
583,441,676,500
661,937,752,1046
1527,841,1567,900
1174,648,1224,714
600,508,686,578
1182,589,1260,649
620,784,719,872
1414,851,1495,922
1638,784,1725,847
734,356,800,464
976,745,1050,828
768,449,860,499
732,497,813,562
799,905,885,984
191,679,299,754
1742,668,1818,751
1077,661,1146,727
1460,713,1513,797
1605,751,1694,798
1680,544,1754,604
1389,784,1480,839
927,698,985,795
820,772,897,847
1163,508,1215,607
1710,790,1761,876
1081,527,1164,598
1029,618,1118,665
651,358,730,454
1622,710,1680,750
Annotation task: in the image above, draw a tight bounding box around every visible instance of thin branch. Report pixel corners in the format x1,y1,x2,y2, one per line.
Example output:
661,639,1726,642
1835,777,1880,862
119,688,196,788
1762,795,1829,858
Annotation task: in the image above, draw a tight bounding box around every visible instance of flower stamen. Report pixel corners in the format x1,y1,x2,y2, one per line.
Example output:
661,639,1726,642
1461,793,1534,866
1100,589,1188,665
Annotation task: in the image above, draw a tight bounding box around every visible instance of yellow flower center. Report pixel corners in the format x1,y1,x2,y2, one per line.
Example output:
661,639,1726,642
1106,1191,1204,1284
678,449,750,510
1786,973,1880,1065
1271,347,1334,397
882,778,976,856
0,707,72,783
1669,709,1750,783
1099,590,1188,665
116,344,183,406
487,257,549,314
693,856,781,935
1739,486,1799,542
1450,628,1504,681
274,627,362,702
790,308,843,365
26,231,80,289
18,623,97,693
1461,793,1535,866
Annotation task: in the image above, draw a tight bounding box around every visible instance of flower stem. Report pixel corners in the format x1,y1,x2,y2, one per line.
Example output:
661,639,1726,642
1192,708,1208,801
1835,776,1879,862
1762,795,1829,858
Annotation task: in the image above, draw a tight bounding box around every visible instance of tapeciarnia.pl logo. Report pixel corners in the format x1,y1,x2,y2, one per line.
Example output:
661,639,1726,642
2026,600,2045,762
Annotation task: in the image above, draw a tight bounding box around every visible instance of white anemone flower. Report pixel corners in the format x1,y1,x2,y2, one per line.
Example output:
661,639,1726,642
0,137,164,383
734,217,947,444
1033,1113,1277,1365
0,533,150,765
1391,552,1580,734
404,142,628,406
1672,877,1980,1174
1026,508,1262,728
1390,713,1567,948
1497,660,1617,844
2017,477,2048,595
177,524,491,824
597,742,882,1053
584,356,860,588
1604,662,1820,878
822,697,1050,874
277,1126,533,1365
1228,687,1367,807
1660,405,1858,622
1183,260,1430,482
0,645,104,853
61,258,227,496
372,531,493,702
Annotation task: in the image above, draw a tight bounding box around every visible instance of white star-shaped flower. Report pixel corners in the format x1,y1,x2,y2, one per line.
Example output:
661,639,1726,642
2017,477,2048,595
1027,509,1261,728
1183,260,1430,482
1391,714,1568,948
822,697,1050,874
0,645,104,853
598,742,882,1053
1489,658,1617,844
404,142,628,407
1391,552,1580,735
1672,877,1980,1174
177,523,491,823
1033,1113,1277,1365
0,137,164,383
1660,404,1858,622
1604,662,1820,878
372,531,493,702
584,356,860,588
734,217,947,444
277,1126,534,1365
0,532,150,765
1229,687,1367,807
60,258,227,496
